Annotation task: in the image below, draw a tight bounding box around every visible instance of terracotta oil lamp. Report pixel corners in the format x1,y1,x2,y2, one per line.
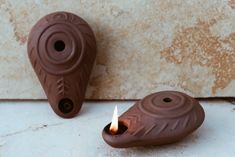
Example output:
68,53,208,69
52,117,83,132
27,12,96,118
102,91,205,148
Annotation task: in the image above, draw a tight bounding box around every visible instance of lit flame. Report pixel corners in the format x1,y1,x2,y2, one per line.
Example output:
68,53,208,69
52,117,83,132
109,105,118,134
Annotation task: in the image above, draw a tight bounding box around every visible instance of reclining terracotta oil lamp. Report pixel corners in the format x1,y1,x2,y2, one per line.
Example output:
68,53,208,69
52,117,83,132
102,91,205,148
27,12,96,118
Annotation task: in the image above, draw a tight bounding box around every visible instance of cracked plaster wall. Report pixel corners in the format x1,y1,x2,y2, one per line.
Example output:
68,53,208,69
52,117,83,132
0,0,235,99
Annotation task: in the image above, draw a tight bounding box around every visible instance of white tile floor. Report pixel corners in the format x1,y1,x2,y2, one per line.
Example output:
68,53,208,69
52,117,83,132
0,100,234,157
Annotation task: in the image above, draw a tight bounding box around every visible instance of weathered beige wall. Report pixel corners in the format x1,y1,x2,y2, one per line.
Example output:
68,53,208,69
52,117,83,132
0,0,235,99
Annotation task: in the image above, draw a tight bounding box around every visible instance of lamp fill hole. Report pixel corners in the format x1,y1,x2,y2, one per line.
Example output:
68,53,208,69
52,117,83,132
163,97,172,103
54,40,65,52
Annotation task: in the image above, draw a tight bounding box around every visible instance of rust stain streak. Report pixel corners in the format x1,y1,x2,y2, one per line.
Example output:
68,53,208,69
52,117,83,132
229,0,235,9
161,19,235,94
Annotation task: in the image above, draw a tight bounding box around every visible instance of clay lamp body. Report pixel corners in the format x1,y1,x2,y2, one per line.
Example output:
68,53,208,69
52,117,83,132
102,91,205,148
27,12,96,118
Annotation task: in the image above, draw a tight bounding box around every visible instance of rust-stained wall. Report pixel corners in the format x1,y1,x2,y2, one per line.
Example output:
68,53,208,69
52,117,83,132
0,0,234,99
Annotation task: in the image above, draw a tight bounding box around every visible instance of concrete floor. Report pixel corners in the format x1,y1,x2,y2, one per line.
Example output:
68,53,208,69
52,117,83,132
0,100,234,157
